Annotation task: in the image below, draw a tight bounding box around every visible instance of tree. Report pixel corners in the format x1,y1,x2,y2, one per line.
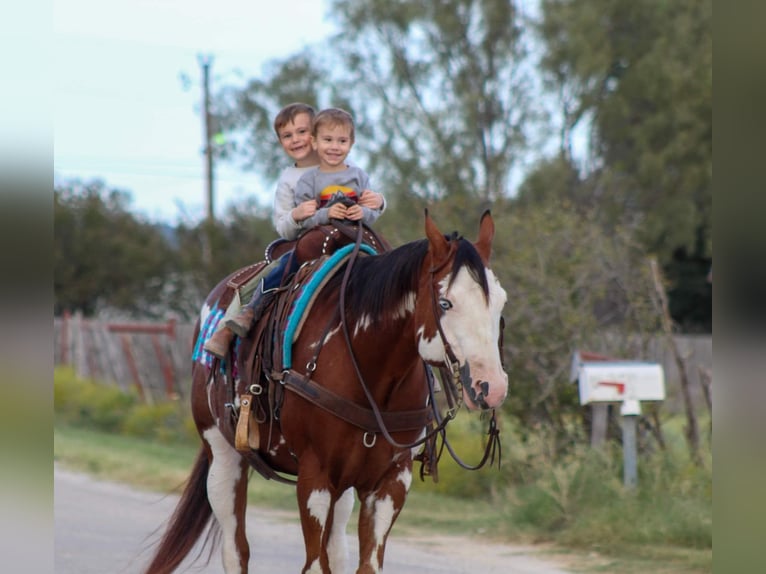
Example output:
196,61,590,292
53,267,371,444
329,0,537,206
174,198,277,296
536,0,712,331
538,0,712,263
54,179,177,317
492,200,661,444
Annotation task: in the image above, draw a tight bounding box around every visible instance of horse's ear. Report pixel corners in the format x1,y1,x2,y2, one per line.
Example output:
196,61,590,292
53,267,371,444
475,209,494,264
425,209,450,261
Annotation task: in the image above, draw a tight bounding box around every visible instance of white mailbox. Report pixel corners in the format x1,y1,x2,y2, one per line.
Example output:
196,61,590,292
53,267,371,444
571,351,665,415
571,351,665,488
576,362,665,404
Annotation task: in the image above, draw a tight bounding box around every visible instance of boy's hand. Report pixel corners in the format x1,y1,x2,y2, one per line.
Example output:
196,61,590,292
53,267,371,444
359,189,384,210
292,200,317,222
327,203,348,220
345,205,363,221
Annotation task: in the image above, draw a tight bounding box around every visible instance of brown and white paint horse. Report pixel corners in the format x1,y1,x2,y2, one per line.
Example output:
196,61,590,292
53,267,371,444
144,211,508,573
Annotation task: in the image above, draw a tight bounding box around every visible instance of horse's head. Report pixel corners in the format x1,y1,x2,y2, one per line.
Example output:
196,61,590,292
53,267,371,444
417,210,508,411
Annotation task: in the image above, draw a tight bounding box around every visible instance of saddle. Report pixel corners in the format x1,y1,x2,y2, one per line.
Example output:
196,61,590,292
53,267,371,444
228,222,387,461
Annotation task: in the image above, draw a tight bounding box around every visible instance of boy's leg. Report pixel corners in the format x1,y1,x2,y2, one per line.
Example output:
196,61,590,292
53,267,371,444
225,252,296,337
203,258,283,358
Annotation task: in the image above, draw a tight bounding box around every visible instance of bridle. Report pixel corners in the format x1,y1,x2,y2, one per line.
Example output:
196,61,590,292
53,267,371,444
333,224,501,472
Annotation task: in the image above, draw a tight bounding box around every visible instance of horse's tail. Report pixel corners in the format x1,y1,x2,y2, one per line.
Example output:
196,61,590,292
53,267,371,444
144,447,216,574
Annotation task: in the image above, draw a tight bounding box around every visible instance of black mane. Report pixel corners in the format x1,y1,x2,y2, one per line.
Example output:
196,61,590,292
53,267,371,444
324,235,489,322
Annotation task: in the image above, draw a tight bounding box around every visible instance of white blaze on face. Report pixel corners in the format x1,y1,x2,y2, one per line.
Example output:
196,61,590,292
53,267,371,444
417,266,508,408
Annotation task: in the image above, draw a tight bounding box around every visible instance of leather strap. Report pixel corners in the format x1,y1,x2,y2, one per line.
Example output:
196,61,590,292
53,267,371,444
280,370,433,433
235,394,258,451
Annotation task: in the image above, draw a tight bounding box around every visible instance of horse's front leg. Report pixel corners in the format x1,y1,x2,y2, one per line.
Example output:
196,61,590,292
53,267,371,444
296,452,334,574
355,457,413,574
327,488,355,573
203,426,251,573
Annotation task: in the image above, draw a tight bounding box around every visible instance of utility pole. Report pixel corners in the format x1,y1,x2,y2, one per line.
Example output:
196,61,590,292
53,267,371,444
198,54,214,266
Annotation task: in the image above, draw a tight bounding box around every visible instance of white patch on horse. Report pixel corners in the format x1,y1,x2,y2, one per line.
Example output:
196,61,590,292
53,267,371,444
327,488,354,573
203,426,243,574
307,489,332,534
371,494,396,565
354,313,373,336
393,292,416,320
308,324,341,350
397,467,413,492
416,324,443,362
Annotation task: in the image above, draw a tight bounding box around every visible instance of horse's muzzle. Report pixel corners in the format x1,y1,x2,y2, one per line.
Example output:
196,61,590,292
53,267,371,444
461,361,508,410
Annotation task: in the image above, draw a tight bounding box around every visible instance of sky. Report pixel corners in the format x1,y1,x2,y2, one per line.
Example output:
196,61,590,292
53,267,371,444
54,0,335,224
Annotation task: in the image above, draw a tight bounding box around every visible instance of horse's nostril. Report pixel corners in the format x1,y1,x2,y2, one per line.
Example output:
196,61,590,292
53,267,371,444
479,381,489,397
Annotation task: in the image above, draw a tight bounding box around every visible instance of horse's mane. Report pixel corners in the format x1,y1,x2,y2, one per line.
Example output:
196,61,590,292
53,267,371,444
325,234,489,322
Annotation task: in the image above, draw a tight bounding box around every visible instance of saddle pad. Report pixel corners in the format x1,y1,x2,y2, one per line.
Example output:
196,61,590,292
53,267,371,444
192,302,240,375
282,243,377,369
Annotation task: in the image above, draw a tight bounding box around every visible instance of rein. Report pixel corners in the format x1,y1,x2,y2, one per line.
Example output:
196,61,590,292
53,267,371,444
329,223,500,473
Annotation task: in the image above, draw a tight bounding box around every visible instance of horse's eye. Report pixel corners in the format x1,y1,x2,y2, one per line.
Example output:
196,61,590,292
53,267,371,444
439,298,453,311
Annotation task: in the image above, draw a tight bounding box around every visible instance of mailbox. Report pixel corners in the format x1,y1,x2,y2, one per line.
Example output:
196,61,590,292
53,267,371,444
571,350,665,488
576,362,665,405
570,350,665,412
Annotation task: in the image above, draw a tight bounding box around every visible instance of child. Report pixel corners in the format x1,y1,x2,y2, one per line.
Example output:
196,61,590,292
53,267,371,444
292,107,382,229
204,105,383,358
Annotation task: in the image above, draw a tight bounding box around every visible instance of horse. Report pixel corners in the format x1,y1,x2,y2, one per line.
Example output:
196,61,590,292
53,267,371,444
143,211,508,574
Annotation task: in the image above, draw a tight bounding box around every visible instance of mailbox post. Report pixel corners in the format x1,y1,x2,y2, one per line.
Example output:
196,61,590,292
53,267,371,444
571,351,665,488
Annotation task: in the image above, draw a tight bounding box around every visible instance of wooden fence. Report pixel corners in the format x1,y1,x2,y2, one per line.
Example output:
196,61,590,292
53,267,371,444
54,311,197,404
54,312,712,413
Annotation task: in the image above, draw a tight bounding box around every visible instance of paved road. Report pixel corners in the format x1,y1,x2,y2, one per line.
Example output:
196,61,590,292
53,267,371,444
54,466,571,573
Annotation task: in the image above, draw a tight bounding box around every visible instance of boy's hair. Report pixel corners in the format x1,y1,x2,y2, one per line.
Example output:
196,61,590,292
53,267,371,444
273,103,316,135
312,108,355,143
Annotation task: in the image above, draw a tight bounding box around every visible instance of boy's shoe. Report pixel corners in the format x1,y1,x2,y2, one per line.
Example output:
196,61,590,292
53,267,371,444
203,327,236,359
225,306,255,338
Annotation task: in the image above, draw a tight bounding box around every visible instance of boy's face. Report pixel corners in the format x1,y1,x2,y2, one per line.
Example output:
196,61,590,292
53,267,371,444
312,123,353,171
277,112,315,166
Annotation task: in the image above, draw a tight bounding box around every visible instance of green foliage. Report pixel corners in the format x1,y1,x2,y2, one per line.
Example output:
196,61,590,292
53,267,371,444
328,0,537,204
54,179,180,317
411,414,499,498
54,367,138,432
538,0,712,330
173,199,276,295
122,402,197,445
493,201,661,433
54,367,196,445
496,419,711,553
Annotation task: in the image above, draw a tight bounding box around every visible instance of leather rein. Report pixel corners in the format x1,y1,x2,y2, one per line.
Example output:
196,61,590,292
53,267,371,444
282,222,501,474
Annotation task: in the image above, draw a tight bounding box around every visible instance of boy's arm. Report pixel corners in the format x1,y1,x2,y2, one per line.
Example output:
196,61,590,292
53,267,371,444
299,207,332,230
273,177,303,240
293,175,329,231
357,170,383,225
